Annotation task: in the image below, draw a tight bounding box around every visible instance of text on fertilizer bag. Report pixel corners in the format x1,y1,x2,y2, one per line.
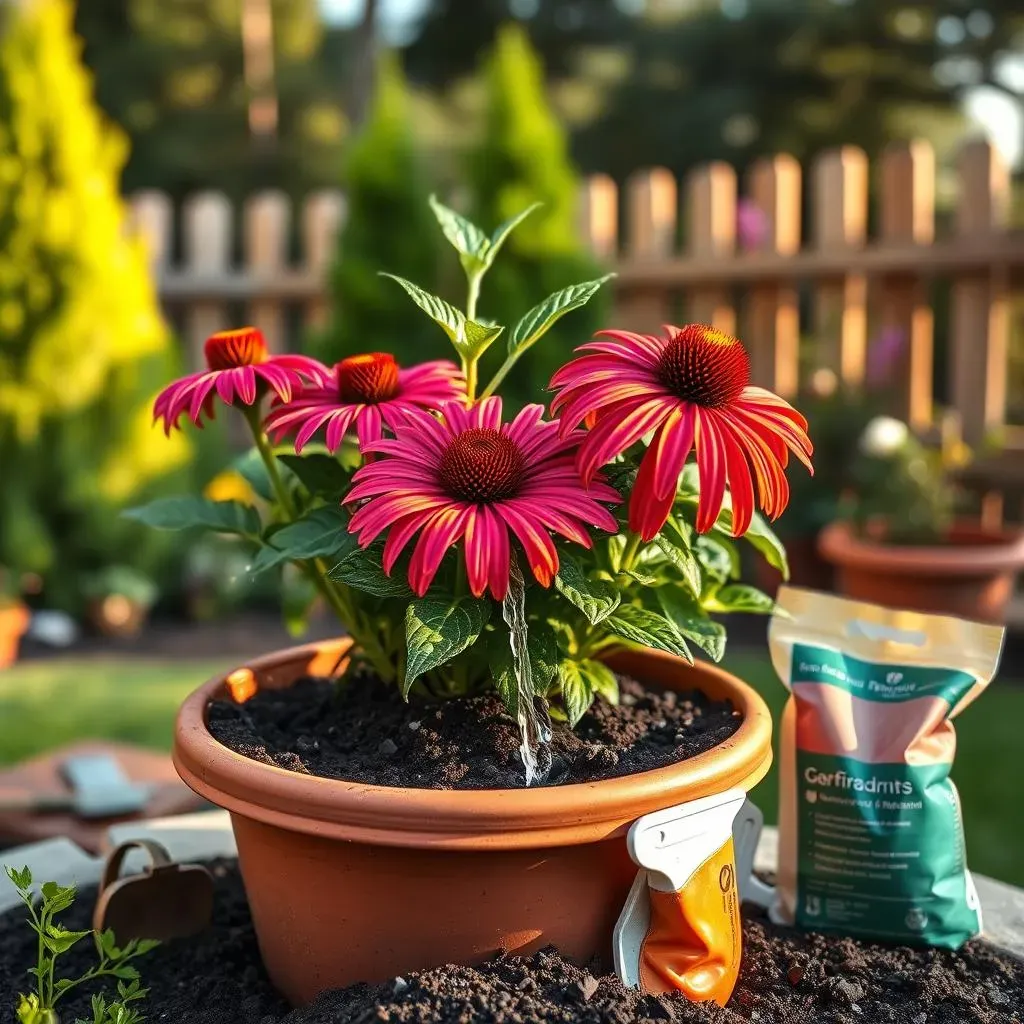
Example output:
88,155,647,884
791,644,976,706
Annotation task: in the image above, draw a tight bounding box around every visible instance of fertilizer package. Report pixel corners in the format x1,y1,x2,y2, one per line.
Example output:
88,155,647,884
768,586,1005,948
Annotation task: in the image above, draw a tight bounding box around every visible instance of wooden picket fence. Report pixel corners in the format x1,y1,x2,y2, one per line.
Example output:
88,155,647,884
129,137,1024,519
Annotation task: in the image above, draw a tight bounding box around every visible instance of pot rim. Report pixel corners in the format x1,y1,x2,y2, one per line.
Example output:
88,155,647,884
818,519,1024,577
173,641,773,850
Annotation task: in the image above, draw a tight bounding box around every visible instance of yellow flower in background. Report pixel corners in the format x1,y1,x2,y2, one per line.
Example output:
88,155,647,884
204,470,257,506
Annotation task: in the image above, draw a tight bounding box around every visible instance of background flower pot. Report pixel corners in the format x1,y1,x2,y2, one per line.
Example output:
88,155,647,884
173,640,773,1006
753,534,834,597
818,520,1024,623
0,602,29,668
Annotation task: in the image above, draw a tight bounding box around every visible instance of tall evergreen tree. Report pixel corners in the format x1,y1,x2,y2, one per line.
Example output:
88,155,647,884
313,51,444,368
466,24,607,406
0,0,192,614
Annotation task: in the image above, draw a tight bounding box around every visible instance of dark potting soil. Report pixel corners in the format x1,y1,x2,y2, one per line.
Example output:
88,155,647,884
207,672,742,788
0,860,1020,1024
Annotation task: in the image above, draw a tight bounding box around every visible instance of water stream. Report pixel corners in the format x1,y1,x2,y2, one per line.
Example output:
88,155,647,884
501,557,552,786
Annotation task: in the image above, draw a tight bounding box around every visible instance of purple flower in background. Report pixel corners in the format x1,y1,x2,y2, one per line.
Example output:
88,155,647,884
866,326,906,386
736,198,769,251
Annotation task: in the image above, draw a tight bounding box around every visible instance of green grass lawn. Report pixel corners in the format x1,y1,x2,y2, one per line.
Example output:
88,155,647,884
2,652,1021,886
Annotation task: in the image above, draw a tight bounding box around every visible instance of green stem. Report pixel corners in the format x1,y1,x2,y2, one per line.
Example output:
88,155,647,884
465,357,479,403
478,352,517,401
620,531,644,574
466,271,481,322
464,271,482,403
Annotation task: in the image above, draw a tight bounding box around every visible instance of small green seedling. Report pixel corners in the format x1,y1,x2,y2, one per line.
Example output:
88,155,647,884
5,865,158,1024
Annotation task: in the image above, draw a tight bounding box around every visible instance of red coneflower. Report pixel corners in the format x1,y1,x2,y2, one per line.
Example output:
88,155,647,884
153,327,330,434
550,324,813,541
264,353,465,453
345,398,620,600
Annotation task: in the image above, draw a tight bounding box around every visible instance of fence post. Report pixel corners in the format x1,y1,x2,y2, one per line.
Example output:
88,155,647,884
302,190,346,330
950,140,1010,448
618,168,677,333
686,161,736,333
745,155,801,396
879,140,935,428
182,191,233,368
244,191,291,352
128,190,173,273
579,173,618,264
812,147,868,385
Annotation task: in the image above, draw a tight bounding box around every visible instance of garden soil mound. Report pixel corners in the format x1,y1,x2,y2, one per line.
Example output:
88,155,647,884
0,861,1020,1023
208,673,741,788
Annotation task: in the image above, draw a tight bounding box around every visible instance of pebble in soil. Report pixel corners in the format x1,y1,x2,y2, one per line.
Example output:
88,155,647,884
0,862,1021,1024
207,672,742,788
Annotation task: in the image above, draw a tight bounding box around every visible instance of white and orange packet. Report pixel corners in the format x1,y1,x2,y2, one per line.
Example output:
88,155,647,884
613,789,769,1006
769,586,1004,948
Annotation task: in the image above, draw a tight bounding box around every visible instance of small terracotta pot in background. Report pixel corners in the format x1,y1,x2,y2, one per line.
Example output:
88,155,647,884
818,520,1024,623
173,640,773,1005
0,602,29,669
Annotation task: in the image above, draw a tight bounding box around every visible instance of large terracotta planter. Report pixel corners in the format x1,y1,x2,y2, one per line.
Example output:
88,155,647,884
0,602,29,669
173,640,773,1005
818,520,1024,623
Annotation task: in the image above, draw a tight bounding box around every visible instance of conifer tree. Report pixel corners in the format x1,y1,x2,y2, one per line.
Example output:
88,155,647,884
0,0,191,614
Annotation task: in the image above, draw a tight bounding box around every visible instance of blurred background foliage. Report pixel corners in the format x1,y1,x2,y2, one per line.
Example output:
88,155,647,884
0,0,1020,620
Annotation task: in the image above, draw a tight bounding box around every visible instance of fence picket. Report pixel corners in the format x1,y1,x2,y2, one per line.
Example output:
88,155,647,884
686,162,736,333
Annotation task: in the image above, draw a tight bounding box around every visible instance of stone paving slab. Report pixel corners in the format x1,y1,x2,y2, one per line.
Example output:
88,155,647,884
1,816,1021,961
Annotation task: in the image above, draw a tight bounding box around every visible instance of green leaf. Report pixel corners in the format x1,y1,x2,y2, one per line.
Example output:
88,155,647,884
278,454,351,500
42,923,90,954
620,567,660,586
488,620,558,714
381,272,465,343
428,195,490,272
98,929,118,958
606,604,693,663
579,658,619,705
716,509,789,579
694,533,738,582
488,202,542,259
5,865,31,890
557,659,593,727
554,554,620,624
112,965,140,982
654,536,702,598
507,275,615,357
705,583,775,615
231,448,275,502
131,938,160,956
657,588,726,662
404,598,491,695
329,546,413,597
40,881,75,914
123,497,260,537
250,507,355,575
463,319,505,359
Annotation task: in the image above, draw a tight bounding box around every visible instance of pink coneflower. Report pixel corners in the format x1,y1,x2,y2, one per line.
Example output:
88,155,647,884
153,327,329,434
550,324,813,541
345,398,620,599
264,353,464,453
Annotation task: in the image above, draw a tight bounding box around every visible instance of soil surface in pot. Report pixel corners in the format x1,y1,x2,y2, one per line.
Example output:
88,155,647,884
1,860,1020,1023
208,672,742,788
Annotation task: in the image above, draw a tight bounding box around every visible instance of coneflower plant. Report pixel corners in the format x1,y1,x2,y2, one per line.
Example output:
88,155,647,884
128,198,813,725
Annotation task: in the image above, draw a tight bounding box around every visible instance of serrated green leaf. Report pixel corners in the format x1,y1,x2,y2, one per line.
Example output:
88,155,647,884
488,202,542,259
42,923,90,954
554,554,620,624
620,567,660,586
579,658,619,705
123,497,260,537
704,583,775,615
557,659,592,727
654,535,703,598
381,273,466,343
507,275,615,357
695,533,738,582
716,509,789,579
6,865,32,890
462,319,505,359
250,507,355,575
40,881,75,913
488,620,558,714
231,448,275,502
112,965,140,981
329,546,413,597
657,588,726,662
132,938,161,956
404,598,491,694
278,453,351,500
606,604,693,663
428,195,489,269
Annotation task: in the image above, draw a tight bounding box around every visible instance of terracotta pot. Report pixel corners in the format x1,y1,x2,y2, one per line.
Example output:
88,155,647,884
0,602,29,669
753,534,834,597
173,641,773,1005
818,520,1024,623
